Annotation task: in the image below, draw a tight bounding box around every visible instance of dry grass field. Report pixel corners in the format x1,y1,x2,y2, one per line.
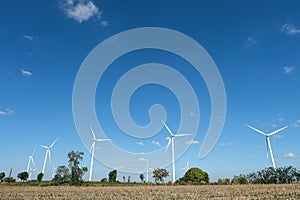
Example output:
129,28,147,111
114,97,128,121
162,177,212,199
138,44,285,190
1,184,300,200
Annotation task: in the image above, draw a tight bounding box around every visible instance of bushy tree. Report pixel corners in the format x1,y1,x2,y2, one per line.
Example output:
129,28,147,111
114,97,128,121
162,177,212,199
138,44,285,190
231,174,249,184
17,171,29,182
3,177,16,183
52,165,71,183
108,170,117,182
0,172,5,182
178,167,209,185
37,172,44,182
152,168,169,183
68,151,88,185
140,173,144,182
217,178,230,185
100,177,108,182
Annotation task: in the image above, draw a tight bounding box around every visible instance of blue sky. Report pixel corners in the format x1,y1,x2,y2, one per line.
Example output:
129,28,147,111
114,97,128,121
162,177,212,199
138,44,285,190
1,0,300,182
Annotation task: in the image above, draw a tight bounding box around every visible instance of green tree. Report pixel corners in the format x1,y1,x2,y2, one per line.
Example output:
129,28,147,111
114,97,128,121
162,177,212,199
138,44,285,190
67,151,88,185
0,172,5,182
100,177,107,182
3,177,16,183
179,167,209,184
140,173,144,182
127,176,131,183
17,171,29,182
108,170,117,182
231,174,249,184
152,168,169,183
122,176,126,182
37,172,44,182
52,165,71,183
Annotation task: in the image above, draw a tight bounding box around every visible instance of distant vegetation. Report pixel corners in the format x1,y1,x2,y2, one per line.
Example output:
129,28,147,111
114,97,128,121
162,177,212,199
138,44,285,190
1,150,300,186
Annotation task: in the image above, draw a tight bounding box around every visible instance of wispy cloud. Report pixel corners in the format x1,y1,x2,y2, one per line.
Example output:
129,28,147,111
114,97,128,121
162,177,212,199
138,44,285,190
0,108,14,115
151,140,161,147
219,142,233,147
283,66,295,74
136,141,144,146
246,36,258,45
60,0,101,23
138,158,147,162
21,34,34,41
185,140,199,145
21,69,32,77
284,152,295,158
274,134,282,138
291,120,300,127
100,20,108,27
281,23,300,35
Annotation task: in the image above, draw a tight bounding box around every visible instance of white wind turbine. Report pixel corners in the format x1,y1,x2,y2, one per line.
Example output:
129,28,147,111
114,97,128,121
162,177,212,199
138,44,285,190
41,138,59,174
162,120,192,183
139,158,153,183
246,124,288,169
26,146,36,173
181,159,190,172
28,167,38,180
89,126,111,181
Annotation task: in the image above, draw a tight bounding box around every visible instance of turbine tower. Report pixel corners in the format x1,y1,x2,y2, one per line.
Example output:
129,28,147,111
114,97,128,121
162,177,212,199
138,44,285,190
89,126,111,181
162,120,192,183
26,146,36,173
41,138,59,174
246,124,288,169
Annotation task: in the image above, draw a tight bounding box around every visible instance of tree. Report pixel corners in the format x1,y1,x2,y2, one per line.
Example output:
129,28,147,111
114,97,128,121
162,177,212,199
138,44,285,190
231,174,248,184
128,176,131,183
37,172,44,182
3,177,16,183
178,167,209,184
123,176,126,182
152,168,169,183
52,165,71,183
100,177,107,182
140,173,144,182
67,151,88,185
0,172,5,182
17,171,29,182
108,170,117,182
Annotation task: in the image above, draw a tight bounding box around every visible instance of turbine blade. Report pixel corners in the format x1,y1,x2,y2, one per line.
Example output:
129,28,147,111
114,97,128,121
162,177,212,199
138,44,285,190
268,126,288,136
174,134,192,137
90,126,96,139
161,120,173,136
40,145,48,149
164,139,171,154
32,146,36,156
246,124,266,136
49,138,59,148
89,142,95,154
31,157,35,166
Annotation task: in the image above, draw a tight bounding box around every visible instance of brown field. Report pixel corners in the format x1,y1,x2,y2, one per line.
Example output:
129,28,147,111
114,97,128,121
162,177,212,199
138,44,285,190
0,184,300,200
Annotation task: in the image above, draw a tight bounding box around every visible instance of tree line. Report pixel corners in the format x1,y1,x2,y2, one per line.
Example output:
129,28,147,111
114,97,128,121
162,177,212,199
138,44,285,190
1,150,300,185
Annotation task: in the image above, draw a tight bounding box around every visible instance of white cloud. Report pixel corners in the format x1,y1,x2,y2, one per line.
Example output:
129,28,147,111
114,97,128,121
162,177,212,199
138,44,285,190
136,141,144,146
283,66,295,74
21,34,34,41
271,124,278,128
219,142,233,147
0,108,14,115
273,134,282,138
247,36,258,45
21,69,32,77
100,20,108,26
138,158,147,162
151,140,161,147
281,23,300,35
185,140,199,145
291,120,300,127
60,0,100,23
284,152,295,158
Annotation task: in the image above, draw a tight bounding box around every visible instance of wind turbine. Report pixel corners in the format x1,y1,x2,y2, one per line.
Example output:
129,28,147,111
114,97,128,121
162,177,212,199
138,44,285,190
28,167,38,180
41,138,59,174
139,158,153,183
89,126,111,181
26,146,36,173
162,120,192,183
181,159,190,172
246,124,288,169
